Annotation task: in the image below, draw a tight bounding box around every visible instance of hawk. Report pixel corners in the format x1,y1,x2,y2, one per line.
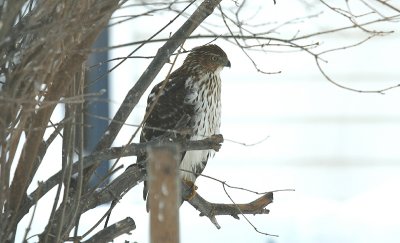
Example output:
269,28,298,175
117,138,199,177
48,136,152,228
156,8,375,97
138,44,231,204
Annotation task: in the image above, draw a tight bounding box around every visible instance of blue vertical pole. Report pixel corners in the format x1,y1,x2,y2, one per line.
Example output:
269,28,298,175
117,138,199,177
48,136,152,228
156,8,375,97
86,29,109,186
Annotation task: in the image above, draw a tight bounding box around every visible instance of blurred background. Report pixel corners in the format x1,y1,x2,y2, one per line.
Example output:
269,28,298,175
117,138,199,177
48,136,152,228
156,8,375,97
17,1,400,242
105,1,400,243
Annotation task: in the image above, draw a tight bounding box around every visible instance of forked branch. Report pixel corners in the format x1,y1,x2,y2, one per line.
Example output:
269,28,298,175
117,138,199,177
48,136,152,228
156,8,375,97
184,183,273,230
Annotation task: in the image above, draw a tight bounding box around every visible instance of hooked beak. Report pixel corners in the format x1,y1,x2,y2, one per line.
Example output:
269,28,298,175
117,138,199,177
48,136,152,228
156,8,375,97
225,60,231,68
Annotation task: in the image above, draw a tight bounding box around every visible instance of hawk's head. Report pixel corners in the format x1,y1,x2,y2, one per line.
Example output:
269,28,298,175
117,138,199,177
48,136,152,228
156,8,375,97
184,44,231,74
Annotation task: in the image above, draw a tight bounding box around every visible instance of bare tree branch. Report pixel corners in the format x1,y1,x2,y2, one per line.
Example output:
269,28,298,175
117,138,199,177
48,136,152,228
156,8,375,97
2,1,122,241
18,135,223,224
186,189,273,228
91,0,223,161
82,217,136,243
2,1,399,241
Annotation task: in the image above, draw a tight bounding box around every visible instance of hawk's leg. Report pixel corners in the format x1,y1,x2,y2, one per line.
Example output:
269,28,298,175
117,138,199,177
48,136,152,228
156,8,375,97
182,179,198,201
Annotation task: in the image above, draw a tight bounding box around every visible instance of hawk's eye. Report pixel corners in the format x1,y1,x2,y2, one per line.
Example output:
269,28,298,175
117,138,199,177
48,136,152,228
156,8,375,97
211,56,218,61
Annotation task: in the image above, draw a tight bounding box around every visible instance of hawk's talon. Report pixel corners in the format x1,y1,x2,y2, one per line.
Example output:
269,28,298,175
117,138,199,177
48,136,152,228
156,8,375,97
183,179,198,201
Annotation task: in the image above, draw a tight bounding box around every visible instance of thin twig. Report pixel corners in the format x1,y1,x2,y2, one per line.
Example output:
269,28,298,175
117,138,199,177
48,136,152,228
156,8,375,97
180,168,294,196
315,56,400,94
87,0,196,88
22,182,42,243
221,184,278,237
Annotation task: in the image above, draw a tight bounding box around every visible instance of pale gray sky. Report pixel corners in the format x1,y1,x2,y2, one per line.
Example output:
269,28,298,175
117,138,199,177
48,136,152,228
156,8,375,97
109,2,400,243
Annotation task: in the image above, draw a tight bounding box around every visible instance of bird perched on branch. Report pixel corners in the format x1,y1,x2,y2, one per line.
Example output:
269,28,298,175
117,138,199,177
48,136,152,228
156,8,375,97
138,44,231,206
